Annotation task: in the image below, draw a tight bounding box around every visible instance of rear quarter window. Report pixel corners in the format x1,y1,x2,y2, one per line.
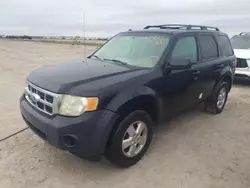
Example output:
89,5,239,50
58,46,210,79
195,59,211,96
198,35,219,61
217,35,234,56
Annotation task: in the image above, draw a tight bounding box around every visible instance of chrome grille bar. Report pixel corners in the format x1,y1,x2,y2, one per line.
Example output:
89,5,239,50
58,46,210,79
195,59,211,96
25,82,58,115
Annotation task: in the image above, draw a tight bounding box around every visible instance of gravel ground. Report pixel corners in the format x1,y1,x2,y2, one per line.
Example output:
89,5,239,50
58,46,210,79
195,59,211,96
0,40,250,188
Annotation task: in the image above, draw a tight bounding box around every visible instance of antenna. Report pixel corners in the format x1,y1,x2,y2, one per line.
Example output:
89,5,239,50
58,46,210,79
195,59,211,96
82,10,92,76
83,10,86,57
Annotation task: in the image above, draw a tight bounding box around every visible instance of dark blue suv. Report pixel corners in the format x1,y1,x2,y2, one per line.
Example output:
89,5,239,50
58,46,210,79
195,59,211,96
20,24,236,167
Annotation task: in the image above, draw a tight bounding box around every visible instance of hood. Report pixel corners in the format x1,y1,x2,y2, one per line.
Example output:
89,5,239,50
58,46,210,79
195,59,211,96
27,58,139,93
234,49,250,59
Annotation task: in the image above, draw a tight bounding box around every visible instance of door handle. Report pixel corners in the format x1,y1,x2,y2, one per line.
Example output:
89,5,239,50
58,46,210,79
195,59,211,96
214,64,224,69
192,70,200,80
192,70,200,75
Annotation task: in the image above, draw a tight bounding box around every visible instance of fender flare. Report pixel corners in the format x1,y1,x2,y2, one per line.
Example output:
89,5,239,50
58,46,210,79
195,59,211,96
104,87,163,149
106,86,161,113
215,66,233,91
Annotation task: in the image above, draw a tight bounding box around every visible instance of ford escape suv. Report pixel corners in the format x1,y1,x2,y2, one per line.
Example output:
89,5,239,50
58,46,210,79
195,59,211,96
231,32,250,81
20,24,235,167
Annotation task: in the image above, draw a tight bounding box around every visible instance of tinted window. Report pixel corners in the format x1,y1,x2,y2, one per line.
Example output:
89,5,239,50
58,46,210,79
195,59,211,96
218,35,234,56
199,35,218,60
230,35,250,50
172,37,198,63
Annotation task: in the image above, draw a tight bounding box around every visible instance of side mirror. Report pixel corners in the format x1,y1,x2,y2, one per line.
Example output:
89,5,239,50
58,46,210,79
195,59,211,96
168,58,192,70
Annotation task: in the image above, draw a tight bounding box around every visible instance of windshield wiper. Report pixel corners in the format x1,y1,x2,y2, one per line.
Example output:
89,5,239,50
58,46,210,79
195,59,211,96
91,55,103,61
103,58,128,65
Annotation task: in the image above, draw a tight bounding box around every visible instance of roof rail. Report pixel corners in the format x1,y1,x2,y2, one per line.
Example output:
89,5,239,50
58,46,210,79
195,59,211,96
144,24,220,31
239,32,250,35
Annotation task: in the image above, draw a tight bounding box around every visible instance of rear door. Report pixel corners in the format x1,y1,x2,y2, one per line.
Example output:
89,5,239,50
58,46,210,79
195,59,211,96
193,34,221,100
217,35,235,71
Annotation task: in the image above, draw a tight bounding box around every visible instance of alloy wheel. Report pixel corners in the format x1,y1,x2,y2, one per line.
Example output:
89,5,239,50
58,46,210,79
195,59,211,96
122,121,148,158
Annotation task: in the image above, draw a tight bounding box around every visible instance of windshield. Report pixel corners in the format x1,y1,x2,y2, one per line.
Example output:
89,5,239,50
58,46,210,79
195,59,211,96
231,36,250,49
91,33,169,68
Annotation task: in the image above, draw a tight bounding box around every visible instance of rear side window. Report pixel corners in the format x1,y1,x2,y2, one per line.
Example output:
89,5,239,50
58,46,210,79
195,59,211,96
218,35,234,56
198,35,218,60
172,36,198,63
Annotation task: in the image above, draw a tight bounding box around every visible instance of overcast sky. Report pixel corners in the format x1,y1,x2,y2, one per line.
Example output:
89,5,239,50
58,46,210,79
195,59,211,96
0,0,249,37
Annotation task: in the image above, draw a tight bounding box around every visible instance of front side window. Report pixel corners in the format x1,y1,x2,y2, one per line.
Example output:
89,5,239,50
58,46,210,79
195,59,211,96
91,33,169,68
172,36,198,63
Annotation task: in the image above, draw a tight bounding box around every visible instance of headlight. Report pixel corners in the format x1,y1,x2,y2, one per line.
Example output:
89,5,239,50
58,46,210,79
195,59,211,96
58,95,99,116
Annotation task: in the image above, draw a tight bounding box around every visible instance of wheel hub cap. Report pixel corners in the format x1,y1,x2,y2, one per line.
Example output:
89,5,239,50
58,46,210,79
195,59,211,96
122,121,148,158
217,87,226,109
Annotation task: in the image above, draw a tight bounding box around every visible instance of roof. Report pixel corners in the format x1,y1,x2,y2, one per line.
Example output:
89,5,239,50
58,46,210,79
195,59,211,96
232,32,250,37
122,24,227,36
122,29,226,36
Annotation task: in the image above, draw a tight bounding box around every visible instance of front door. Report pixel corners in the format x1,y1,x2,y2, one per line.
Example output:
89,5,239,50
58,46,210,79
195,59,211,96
162,35,202,118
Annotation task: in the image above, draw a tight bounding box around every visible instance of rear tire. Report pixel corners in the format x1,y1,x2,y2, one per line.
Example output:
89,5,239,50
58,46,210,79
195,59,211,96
105,110,153,168
204,81,229,114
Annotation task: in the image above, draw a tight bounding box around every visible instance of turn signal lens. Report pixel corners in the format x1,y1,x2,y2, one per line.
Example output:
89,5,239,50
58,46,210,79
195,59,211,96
86,97,99,111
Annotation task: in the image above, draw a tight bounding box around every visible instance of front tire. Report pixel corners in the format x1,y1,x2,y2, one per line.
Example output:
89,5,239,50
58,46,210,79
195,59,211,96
105,110,153,168
204,81,229,114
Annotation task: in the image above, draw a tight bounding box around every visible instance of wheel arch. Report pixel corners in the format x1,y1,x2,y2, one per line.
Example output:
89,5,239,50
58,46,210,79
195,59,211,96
217,67,233,92
106,86,161,120
115,95,160,123
105,89,161,150
222,74,232,91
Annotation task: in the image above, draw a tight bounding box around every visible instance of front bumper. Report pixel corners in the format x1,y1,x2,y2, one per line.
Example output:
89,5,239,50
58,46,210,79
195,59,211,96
20,94,119,160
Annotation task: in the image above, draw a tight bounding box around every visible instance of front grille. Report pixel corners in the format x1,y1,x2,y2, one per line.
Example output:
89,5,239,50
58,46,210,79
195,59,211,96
25,82,58,115
236,58,249,68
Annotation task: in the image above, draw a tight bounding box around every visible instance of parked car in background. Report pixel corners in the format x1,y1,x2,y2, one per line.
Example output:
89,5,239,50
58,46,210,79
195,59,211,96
20,24,235,167
231,33,250,81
